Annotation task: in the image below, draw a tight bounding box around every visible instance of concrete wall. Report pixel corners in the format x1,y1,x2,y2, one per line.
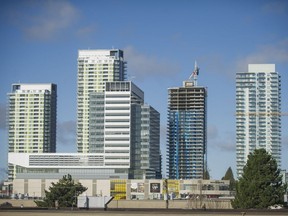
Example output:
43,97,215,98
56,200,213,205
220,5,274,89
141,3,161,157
28,179,42,197
0,199,37,207
79,179,111,197
109,200,232,209
97,180,110,197
0,199,232,209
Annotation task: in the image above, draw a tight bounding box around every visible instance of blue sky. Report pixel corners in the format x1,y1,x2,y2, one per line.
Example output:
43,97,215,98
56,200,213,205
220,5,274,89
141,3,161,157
0,0,288,181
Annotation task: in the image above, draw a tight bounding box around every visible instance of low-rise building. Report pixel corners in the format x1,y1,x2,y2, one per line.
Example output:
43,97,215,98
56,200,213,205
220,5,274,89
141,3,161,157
12,178,230,200
9,152,231,200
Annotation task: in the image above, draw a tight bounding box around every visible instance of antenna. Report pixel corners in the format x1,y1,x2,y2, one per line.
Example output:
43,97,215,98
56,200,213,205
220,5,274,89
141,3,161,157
188,61,200,86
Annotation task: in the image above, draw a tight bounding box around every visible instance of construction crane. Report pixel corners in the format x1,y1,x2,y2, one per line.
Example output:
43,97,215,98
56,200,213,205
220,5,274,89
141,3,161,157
188,61,200,86
235,112,288,116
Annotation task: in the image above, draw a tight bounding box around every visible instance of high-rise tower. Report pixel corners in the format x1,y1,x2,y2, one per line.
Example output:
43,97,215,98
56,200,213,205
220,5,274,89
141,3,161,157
89,81,161,179
77,49,126,153
167,63,207,179
236,64,281,178
7,83,57,180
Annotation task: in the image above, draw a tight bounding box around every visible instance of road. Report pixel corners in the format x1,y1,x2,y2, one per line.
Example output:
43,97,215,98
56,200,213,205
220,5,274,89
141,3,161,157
0,209,288,216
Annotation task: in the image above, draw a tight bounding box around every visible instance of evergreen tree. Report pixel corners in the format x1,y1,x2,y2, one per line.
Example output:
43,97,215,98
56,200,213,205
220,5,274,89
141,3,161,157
203,169,210,180
35,174,87,208
222,166,236,191
232,149,286,209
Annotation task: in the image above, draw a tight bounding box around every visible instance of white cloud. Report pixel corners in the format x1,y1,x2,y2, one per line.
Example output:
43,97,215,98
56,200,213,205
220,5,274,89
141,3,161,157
76,25,96,38
236,39,288,72
282,135,288,147
197,54,236,80
160,123,167,156
10,0,80,40
208,129,235,152
124,46,180,80
0,104,6,130
57,120,76,146
208,125,218,140
196,39,288,79
216,141,236,152
262,1,288,15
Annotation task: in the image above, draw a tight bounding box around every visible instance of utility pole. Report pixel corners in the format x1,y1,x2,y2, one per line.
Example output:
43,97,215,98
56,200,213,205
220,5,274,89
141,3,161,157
164,179,169,209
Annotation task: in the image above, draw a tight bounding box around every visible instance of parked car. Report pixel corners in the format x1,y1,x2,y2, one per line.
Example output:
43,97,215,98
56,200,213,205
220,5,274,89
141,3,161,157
269,204,283,209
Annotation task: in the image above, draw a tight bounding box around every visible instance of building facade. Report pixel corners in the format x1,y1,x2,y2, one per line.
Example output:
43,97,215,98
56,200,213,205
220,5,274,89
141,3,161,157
7,83,57,180
131,104,161,179
8,152,229,200
89,81,161,179
16,80,160,180
77,49,160,179
236,64,281,178
102,81,144,176
12,178,230,200
167,71,207,179
8,153,128,180
77,49,127,153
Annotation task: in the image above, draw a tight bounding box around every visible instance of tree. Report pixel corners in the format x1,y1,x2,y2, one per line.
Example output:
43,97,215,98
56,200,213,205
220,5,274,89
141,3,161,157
232,149,286,209
203,169,210,180
222,167,236,191
35,174,87,208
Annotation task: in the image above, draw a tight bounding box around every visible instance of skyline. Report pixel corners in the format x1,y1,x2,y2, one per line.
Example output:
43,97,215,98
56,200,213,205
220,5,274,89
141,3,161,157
1,0,288,180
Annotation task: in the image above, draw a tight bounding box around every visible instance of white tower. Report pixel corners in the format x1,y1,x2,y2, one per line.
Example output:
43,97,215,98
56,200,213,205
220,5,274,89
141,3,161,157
236,64,281,178
77,49,126,153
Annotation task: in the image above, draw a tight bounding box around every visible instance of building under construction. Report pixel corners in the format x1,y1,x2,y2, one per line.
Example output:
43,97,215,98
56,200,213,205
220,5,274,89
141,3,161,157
167,63,207,179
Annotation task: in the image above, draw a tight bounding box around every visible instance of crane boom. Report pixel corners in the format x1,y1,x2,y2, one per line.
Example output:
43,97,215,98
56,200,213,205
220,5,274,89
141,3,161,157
189,61,200,86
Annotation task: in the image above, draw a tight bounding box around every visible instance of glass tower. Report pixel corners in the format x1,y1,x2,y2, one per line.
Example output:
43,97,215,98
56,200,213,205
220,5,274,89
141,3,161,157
130,104,161,179
236,64,281,178
167,78,207,179
77,49,126,153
